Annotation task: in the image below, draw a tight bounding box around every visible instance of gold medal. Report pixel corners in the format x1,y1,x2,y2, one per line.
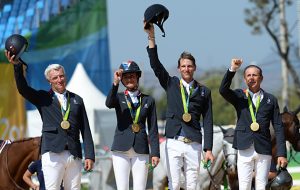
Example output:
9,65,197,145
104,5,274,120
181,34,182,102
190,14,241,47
132,123,141,133
182,113,191,122
61,120,70,129
250,122,259,131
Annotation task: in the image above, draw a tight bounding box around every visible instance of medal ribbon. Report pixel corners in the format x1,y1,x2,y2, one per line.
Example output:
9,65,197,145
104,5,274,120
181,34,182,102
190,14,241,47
180,80,194,114
125,95,142,124
246,90,261,123
57,92,70,122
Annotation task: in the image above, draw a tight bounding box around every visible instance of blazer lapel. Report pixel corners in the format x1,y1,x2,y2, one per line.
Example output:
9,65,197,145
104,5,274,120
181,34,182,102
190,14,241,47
50,90,61,108
257,91,268,110
120,94,129,110
252,89,268,114
68,91,75,110
190,81,200,99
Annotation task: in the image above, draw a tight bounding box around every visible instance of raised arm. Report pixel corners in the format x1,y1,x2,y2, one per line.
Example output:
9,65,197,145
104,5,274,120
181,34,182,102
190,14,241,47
219,59,243,106
144,21,156,49
144,22,170,90
105,69,122,108
5,50,40,105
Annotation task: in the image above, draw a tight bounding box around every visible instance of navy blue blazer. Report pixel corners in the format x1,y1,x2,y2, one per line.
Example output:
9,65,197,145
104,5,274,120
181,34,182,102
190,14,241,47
147,46,213,151
219,69,286,157
13,63,95,161
105,84,160,157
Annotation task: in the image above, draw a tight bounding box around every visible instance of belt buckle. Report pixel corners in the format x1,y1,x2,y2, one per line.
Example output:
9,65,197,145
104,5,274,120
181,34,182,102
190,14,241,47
183,137,192,143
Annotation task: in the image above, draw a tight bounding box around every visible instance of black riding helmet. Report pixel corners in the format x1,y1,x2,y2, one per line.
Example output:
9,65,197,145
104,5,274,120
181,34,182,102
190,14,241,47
119,61,142,78
5,34,28,60
267,167,293,190
119,61,142,88
144,4,169,37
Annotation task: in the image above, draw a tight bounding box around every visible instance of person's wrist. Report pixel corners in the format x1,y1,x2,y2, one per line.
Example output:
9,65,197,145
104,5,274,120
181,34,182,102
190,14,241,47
113,80,119,85
229,66,236,72
148,36,155,40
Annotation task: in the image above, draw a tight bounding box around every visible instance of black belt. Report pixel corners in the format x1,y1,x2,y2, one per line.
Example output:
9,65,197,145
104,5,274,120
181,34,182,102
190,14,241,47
64,145,69,150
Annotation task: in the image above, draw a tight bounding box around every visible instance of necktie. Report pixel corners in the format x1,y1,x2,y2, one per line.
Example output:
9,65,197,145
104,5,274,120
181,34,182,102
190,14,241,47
58,94,67,110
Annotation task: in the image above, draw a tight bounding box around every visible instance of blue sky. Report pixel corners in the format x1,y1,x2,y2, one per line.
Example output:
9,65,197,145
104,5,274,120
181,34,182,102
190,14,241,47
107,0,298,76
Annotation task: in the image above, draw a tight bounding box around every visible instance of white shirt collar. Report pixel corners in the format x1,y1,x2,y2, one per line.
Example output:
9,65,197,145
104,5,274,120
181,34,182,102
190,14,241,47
248,89,261,96
54,91,66,97
181,79,194,87
127,90,139,104
248,89,264,102
127,90,139,97
54,91,67,109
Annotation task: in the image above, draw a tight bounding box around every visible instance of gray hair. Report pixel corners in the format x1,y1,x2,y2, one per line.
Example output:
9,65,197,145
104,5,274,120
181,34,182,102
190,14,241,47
44,64,65,80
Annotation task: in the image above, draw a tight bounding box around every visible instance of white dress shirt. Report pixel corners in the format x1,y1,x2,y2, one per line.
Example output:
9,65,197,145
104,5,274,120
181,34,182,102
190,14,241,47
55,91,67,110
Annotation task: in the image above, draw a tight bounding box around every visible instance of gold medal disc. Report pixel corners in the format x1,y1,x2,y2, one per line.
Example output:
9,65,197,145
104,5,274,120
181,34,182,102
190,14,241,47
61,120,70,129
182,113,191,122
132,123,141,133
250,122,259,131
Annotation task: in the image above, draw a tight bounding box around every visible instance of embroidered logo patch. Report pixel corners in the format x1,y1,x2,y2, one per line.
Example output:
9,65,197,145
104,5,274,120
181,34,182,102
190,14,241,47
121,61,131,71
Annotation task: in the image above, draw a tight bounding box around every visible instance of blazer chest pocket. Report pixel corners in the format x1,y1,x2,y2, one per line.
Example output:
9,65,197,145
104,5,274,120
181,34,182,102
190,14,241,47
235,125,246,132
259,105,273,118
70,104,81,117
190,96,206,110
166,112,175,119
42,125,58,134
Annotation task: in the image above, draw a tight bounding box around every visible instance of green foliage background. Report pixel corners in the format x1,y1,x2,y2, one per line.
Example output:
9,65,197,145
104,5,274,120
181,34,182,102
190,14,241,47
201,72,236,125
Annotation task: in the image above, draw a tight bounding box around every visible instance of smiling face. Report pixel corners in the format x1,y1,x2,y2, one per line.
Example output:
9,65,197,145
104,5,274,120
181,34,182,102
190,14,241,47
48,68,67,94
243,66,263,93
178,58,196,83
121,72,139,91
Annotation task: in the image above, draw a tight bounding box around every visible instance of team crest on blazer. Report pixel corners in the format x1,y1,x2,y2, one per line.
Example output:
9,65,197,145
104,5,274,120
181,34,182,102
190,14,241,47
201,90,205,96
144,103,148,108
267,98,271,104
73,99,79,104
